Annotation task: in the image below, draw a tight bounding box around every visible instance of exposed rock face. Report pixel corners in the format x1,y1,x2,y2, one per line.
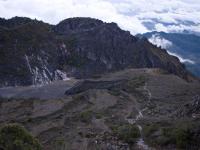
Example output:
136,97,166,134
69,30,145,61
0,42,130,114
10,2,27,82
0,17,192,87
0,17,67,86
54,18,190,79
177,95,200,117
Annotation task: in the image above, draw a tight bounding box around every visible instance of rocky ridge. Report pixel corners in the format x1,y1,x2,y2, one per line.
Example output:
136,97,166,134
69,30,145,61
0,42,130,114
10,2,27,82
0,17,194,87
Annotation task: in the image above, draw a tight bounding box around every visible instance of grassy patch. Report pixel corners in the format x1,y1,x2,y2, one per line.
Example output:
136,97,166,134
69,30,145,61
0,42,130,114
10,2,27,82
143,121,198,149
108,88,121,96
79,110,93,123
72,94,88,101
0,124,42,150
174,127,191,149
143,124,159,138
95,112,104,119
111,124,140,143
125,76,146,93
53,137,69,150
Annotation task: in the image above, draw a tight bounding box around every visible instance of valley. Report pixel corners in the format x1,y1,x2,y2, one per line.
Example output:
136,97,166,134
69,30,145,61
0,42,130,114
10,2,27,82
0,68,199,150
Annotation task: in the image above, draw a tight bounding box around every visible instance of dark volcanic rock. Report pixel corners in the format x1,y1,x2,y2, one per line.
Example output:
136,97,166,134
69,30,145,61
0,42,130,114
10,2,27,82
0,19,64,86
0,17,33,29
54,18,191,80
178,95,200,117
0,17,193,87
65,79,127,95
54,17,104,34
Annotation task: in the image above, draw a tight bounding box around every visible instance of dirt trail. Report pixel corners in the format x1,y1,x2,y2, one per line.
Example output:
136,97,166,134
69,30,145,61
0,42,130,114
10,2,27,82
125,82,153,150
144,82,152,102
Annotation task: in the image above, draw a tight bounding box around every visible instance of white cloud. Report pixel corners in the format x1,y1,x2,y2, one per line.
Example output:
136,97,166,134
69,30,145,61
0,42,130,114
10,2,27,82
155,24,200,33
149,34,195,64
167,51,195,64
154,24,169,33
149,34,173,49
0,0,200,34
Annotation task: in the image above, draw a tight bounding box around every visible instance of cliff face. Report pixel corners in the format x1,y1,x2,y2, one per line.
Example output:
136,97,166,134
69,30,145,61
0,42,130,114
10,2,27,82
0,17,191,87
54,18,189,78
0,17,66,86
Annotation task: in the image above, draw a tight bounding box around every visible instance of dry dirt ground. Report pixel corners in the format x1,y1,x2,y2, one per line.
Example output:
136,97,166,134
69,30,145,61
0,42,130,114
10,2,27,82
0,68,200,150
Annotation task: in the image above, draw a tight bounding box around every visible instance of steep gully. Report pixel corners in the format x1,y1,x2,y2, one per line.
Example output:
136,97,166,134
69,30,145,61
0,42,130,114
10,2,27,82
126,82,152,150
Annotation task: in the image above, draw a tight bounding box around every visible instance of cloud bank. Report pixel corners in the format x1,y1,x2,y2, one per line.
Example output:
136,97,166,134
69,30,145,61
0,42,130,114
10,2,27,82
167,51,195,64
0,0,200,35
149,34,195,64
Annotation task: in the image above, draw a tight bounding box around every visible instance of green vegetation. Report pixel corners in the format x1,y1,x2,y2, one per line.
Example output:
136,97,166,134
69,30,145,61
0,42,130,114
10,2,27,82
125,76,146,92
65,35,77,49
157,69,169,74
132,76,146,87
143,122,197,149
95,112,103,119
63,35,88,68
66,54,87,68
108,88,121,96
160,126,192,148
79,110,93,123
107,76,146,96
143,124,159,138
72,94,87,101
174,128,191,149
111,124,140,143
91,74,102,79
53,137,69,150
0,124,42,150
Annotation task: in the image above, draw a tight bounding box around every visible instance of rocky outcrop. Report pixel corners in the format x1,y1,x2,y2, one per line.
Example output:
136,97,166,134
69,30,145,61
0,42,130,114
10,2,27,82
177,95,200,118
65,79,127,95
0,18,67,86
54,18,191,80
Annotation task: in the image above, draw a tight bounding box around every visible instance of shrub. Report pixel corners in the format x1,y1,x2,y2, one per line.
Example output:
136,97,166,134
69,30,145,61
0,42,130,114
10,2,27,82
54,138,69,150
108,89,121,96
175,128,191,149
143,122,197,149
95,112,103,119
160,127,176,146
112,124,140,143
0,124,42,150
125,76,146,92
161,126,192,148
143,124,159,138
79,110,93,123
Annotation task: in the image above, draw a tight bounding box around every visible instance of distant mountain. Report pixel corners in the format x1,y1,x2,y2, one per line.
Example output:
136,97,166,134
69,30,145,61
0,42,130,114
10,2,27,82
141,18,200,36
0,17,193,87
141,31,200,77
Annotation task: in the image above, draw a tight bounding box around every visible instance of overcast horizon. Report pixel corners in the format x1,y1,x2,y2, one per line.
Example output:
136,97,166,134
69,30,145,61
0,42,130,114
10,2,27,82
0,0,200,35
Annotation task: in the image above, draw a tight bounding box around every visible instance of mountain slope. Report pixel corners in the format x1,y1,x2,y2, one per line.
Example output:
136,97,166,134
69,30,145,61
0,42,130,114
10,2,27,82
0,17,193,87
141,31,200,77
0,68,200,150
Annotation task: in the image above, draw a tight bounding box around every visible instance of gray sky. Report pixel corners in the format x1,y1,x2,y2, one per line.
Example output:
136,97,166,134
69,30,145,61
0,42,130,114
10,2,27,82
0,0,200,34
